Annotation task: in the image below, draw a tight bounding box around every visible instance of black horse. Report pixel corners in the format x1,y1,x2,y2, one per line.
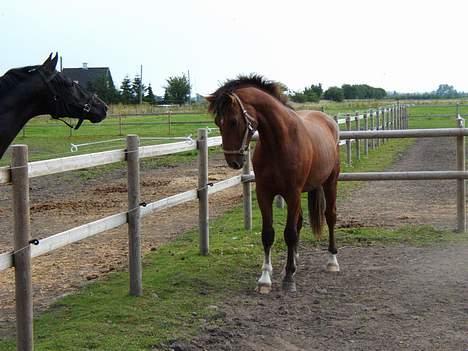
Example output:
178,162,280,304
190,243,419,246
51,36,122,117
0,53,108,159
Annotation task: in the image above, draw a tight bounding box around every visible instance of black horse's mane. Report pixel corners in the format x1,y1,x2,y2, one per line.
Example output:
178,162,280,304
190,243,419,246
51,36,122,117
0,66,38,96
208,74,291,117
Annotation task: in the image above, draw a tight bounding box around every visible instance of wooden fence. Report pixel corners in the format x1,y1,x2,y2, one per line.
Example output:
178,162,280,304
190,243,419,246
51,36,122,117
1,104,467,350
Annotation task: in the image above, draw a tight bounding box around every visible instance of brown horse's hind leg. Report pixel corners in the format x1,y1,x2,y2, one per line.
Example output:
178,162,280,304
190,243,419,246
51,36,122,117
282,193,302,292
323,167,340,272
255,189,275,294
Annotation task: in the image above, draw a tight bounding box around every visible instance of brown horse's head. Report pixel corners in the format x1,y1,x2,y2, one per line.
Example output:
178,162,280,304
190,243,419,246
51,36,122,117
207,75,288,169
206,92,257,169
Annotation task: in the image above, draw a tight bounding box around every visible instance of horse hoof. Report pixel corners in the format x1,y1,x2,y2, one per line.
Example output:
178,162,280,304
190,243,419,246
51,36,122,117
255,284,272,294
282,280,297,293
326,263,340,272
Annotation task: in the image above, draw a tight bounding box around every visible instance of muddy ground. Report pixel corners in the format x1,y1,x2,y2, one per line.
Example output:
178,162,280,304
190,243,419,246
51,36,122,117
0,138,467,350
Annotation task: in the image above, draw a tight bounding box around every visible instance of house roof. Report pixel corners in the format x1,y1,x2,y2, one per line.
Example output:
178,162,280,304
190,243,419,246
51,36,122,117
62,67,114,88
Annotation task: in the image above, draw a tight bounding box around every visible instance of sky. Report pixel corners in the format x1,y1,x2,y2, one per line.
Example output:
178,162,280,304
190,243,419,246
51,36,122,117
1,0,467,97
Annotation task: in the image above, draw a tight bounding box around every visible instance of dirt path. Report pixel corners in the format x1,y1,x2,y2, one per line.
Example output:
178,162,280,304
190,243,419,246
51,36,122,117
180,137,468,351
338,137,461,230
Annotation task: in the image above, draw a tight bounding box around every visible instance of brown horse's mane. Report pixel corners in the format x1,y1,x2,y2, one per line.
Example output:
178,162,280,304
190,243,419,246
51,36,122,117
208,74,292,117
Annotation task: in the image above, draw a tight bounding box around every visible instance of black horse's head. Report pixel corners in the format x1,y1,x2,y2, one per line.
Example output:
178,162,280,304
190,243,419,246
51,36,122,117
7,53,108,127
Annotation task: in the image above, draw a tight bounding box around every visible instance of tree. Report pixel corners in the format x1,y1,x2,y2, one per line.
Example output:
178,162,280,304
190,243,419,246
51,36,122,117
131,76,146,104
144,83,156,104
164,74,191,105
303,84,322,102
120,76,133,104
435,84,458,98
289,83,322,103
323,87,344,102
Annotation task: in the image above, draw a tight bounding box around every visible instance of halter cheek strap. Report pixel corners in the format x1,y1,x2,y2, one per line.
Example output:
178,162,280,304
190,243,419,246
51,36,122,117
37,69,90,130
222,93,258,155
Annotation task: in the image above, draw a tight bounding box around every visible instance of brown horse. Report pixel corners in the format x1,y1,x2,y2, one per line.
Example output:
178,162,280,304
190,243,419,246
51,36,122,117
207,75,340,293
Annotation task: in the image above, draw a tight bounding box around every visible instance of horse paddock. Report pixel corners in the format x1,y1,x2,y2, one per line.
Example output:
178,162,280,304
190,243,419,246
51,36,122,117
0,136,466,350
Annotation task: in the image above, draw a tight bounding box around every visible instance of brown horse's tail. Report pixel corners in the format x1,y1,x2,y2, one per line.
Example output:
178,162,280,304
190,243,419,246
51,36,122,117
308,187,326,240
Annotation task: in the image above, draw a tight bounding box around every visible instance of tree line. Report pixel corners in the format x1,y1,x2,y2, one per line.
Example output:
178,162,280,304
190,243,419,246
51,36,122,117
289,83,387,103
87,74,191,105
89,73,466,106
388,84,468,100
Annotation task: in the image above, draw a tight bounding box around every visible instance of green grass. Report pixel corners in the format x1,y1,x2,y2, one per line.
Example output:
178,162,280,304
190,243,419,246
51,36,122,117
0,114,215,166
1,100,466,350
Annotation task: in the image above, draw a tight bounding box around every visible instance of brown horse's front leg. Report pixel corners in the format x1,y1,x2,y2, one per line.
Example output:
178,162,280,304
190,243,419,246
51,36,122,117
255,189,275,294
282,194,302,293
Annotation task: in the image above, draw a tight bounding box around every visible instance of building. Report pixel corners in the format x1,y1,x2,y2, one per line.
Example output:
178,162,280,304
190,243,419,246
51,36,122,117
62,63,115,90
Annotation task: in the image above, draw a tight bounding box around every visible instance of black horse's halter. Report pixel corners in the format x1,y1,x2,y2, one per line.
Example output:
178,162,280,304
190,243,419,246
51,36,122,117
222,93,258,155
37,69,96,130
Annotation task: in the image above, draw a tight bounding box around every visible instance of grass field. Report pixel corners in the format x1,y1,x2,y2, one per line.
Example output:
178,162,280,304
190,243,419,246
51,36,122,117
2,99,466,167
0,100,466,349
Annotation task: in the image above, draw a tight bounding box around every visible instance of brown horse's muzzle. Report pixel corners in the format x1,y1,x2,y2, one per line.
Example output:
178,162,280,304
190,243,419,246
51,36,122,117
225,154,245,170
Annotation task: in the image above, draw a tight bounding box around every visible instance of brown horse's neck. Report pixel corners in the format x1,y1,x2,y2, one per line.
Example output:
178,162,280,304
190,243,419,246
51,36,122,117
237,88,298,153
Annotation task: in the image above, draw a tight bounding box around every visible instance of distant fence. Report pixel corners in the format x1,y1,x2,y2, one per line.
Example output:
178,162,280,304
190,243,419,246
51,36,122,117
1,103,467,350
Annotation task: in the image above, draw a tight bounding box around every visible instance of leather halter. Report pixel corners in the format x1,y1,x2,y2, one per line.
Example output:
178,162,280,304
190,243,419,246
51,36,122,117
222,93,258,155
37,69,97,130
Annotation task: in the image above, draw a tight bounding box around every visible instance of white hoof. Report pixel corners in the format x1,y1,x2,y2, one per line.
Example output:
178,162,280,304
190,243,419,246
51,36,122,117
326,253,340,272
256,284,272,294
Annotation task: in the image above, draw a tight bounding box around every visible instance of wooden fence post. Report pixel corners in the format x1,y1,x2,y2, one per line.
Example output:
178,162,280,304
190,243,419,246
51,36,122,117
126,135,142,296
381,109,386,144
355,112,360,160
242,146,252,230
12,145,33,351
456,118,466,232
346,114,352,165
376,110,381,147
168,111,172,136
197,128,209,255
370,111,375,149
364,113,369,156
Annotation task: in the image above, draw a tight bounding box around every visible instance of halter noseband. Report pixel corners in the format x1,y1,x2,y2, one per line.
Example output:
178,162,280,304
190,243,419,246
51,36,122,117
222,93,258,156
37,69,96,130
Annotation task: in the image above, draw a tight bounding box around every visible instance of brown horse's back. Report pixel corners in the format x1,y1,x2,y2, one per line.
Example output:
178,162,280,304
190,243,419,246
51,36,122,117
296,110,340,190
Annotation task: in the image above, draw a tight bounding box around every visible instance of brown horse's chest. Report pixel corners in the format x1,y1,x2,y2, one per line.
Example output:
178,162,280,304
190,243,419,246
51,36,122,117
253,140,336,193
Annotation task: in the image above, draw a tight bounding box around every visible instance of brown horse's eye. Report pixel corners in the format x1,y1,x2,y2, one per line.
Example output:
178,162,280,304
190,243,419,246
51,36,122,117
228,119,237,128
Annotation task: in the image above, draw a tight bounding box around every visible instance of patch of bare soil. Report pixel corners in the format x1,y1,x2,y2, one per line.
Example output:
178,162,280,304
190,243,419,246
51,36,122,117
0,153,241,336
185,244,467,351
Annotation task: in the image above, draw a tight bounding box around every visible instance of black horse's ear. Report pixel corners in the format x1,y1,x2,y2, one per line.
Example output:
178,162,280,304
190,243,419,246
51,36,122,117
42,52,58,73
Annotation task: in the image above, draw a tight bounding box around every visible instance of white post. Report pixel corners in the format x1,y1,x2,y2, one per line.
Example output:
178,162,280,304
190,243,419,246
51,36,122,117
456,118,466,232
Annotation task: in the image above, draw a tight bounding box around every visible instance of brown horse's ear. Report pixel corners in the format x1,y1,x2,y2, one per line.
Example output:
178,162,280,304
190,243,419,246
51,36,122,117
204,95,216,103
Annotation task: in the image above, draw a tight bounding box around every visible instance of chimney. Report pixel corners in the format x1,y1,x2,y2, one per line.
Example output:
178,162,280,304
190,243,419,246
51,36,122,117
82,62,88,70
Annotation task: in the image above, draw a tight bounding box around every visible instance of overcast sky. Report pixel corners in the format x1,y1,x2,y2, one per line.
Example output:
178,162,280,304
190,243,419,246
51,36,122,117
1,0,466,96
